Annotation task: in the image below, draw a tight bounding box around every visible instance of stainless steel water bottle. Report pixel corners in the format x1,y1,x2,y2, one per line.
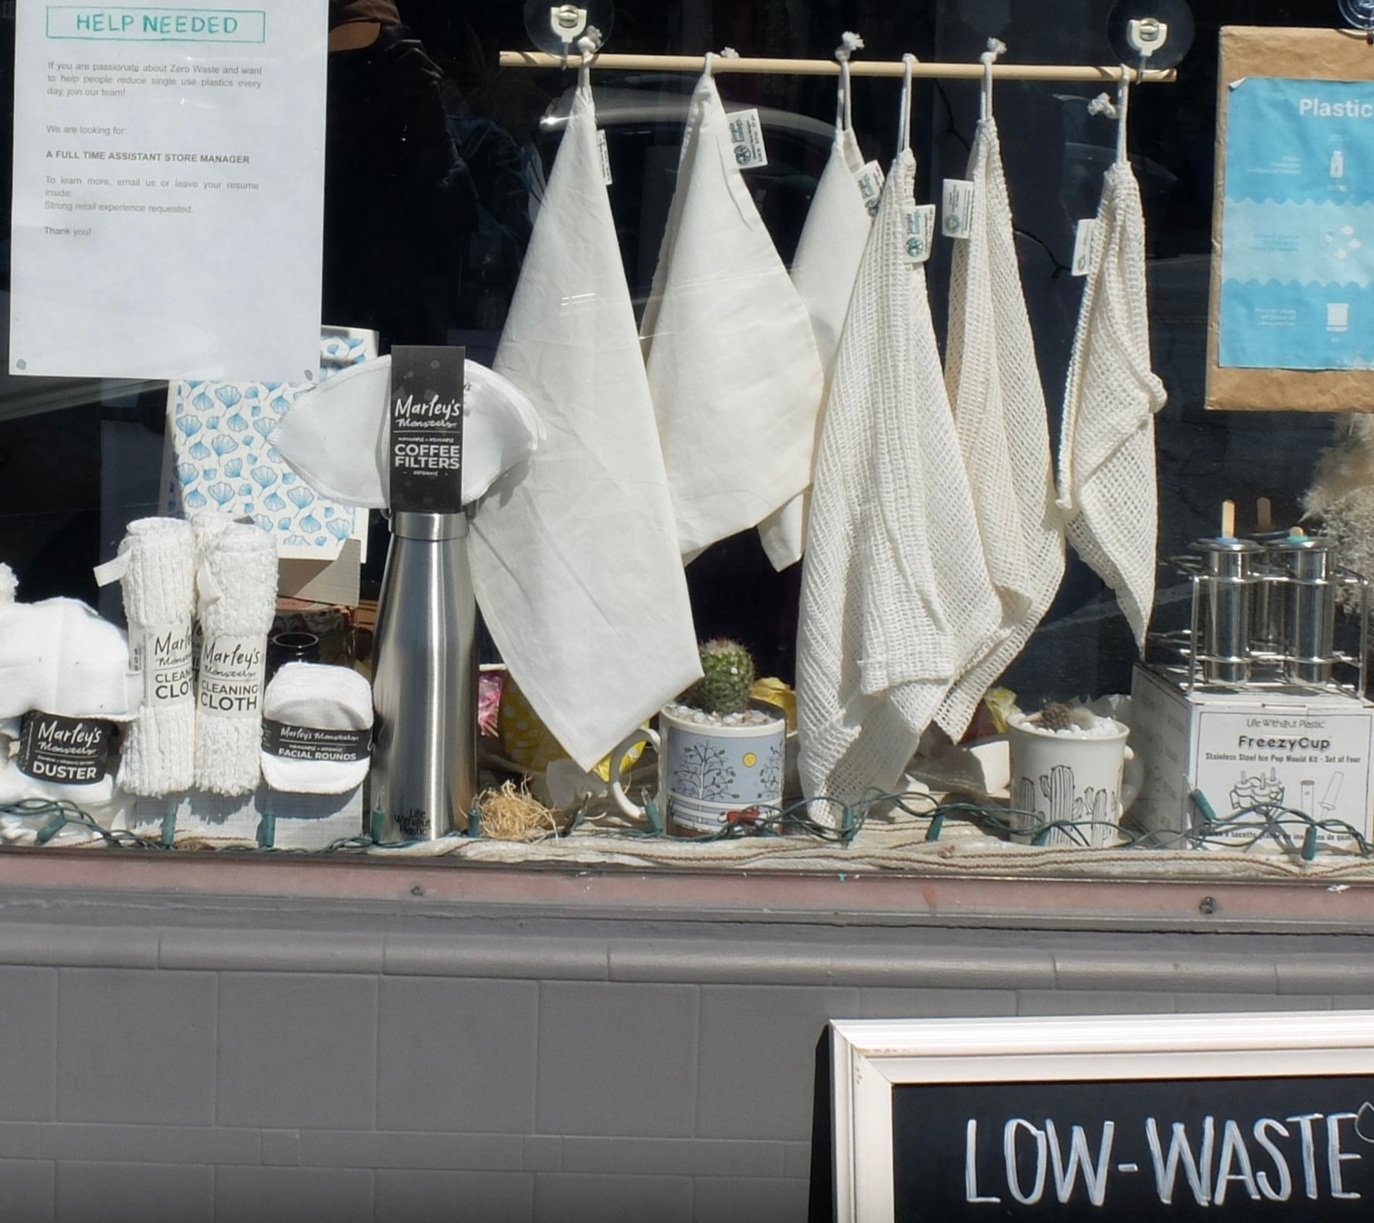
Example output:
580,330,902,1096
371,511,478,840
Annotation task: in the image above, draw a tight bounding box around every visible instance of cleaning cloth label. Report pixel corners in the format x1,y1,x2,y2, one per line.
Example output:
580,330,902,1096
198,634,266,717
18,712,113,786
389,344,465,514
262,720,372,763
130,621,194,707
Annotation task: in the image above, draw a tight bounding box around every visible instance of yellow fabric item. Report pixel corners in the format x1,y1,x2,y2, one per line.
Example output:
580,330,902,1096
498,675,646,781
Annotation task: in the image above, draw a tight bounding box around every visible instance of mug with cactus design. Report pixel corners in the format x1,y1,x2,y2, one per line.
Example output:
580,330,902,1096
1006,715,1139,847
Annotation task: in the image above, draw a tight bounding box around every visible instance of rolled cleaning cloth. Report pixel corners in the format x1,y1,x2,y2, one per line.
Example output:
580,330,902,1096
1057,142,1167,650
113,518,196,796
260,662,372,794
796,73,1002,820
760,38,876,572
641,56,824,558
195,522,278,795
937,103,1065,740
0,564,139,808
468,48,701,772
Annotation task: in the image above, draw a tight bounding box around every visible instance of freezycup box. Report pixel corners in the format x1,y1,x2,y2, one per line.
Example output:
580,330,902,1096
1129,663,1374,848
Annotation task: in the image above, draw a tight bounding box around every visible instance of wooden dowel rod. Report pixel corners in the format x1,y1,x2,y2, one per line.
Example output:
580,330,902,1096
498,50,1177,83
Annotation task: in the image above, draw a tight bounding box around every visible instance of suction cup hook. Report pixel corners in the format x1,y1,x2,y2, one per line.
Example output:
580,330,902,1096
523,0,615,60
1106,0,1195,71
1340,0,1374,43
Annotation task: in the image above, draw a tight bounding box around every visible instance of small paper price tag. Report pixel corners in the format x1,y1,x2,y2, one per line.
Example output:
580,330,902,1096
941,178,975,240
1071,218,1098,276
727,108,768,169
596,129,613,186
903,205,937,264
854,160,885,217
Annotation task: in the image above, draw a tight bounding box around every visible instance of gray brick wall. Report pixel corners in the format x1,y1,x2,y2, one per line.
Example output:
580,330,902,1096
0,880,1367,1221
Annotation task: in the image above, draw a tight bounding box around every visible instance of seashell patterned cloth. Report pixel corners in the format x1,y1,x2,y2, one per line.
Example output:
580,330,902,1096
158,328,376,560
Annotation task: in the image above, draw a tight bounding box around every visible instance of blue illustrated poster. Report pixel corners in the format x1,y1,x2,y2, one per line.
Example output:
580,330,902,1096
1220,77,1374,370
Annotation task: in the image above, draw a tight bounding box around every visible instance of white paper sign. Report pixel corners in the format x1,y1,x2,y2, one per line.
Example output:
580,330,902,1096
9,2,328,382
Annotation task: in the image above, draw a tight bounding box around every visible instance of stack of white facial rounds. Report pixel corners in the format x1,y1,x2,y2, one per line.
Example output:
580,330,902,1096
260,663,373,795
194,520,278,796
114,518,196,796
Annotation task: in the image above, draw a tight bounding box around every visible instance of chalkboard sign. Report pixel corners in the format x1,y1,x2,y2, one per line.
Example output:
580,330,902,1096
831,1012,1374,1223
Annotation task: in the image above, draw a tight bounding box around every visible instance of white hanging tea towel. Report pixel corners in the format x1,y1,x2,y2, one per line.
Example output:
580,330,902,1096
0,565,141,722
269,358,543,509
797,71,1002,816
195,522,278,796
1057,95,1167,650
760,37,876,571
113,518,196,796
261,663,372,795
938,89,1065,739
468,51,701,773
642,57,824,557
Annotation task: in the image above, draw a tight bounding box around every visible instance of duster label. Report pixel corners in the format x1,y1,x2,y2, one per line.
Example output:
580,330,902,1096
18,712,113,785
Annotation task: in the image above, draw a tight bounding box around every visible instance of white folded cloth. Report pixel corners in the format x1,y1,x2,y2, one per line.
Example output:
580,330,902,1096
269,358,543,509
797,64,1001,818
641,57,824,558
760,45,876,572
0,564,141,722
938,102,1065,739
1058,119,1167,650
195,522,278,795
261,662,372,794
468,54,701,773
114,518,196,796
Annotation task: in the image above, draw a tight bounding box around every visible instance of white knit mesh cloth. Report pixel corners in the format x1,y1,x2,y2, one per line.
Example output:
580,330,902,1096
641,65,824,558
1057,161,1167,649
937,117,1065,739
759,120,874,571
194,522,277,796
115,517,196,796
797,149,1001,818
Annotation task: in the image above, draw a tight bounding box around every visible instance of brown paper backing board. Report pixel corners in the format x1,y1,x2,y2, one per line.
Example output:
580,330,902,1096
1207,25,1374,412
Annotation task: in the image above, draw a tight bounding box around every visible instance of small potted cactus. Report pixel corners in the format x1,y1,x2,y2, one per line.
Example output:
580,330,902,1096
611,639,788,836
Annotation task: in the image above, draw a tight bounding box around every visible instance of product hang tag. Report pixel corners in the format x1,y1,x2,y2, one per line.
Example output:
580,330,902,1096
388,345,466,514
596,129,613,186
1071,218,1098,277
903,205,937,265
941,178,975,240
727,108,768,169
92,553,130,587
854,160,885,217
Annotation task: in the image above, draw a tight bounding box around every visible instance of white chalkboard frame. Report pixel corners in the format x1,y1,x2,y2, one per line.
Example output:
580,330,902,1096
830,1010,1374,1223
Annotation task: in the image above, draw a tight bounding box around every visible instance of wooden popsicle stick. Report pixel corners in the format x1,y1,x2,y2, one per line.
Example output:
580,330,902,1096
1220,500,1236,539
1256,496,1273,532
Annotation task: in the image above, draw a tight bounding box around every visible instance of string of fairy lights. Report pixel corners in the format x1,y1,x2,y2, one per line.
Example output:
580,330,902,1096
1,786,1370,864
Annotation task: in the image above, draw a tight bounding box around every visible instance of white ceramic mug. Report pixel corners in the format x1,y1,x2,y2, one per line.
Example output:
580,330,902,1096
610,704,786,835
1006,718,1141,847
